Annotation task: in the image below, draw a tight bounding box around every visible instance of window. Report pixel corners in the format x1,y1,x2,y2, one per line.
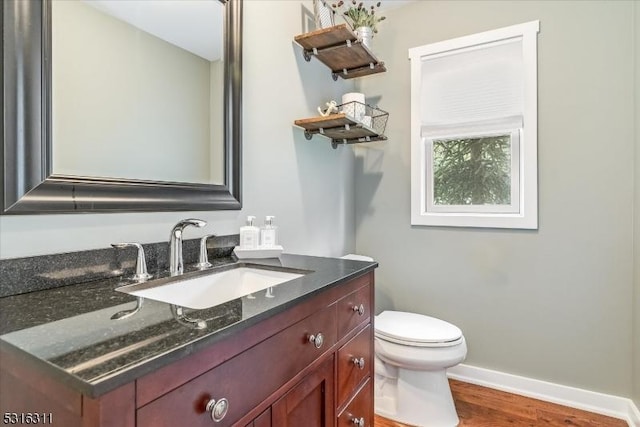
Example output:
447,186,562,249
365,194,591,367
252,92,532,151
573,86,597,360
410,21,539,229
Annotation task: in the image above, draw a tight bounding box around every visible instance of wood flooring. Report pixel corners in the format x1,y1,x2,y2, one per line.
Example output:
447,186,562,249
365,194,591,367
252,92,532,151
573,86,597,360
374,379,628,427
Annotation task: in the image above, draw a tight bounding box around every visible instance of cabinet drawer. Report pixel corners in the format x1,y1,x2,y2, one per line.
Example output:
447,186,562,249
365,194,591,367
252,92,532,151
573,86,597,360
338,379,373,427
337,324,371,407
337,283,371,338
137,304,337,427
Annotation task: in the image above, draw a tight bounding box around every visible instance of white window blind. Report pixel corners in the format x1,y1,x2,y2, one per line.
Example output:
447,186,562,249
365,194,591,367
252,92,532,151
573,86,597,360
420,38,524,132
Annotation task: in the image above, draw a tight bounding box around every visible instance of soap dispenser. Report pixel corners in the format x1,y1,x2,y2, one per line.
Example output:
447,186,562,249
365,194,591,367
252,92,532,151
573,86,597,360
260,216,278,248
240,216,260,249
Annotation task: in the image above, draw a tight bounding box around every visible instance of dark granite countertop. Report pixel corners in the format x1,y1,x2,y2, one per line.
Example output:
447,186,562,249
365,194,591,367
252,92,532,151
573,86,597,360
0,254,376,398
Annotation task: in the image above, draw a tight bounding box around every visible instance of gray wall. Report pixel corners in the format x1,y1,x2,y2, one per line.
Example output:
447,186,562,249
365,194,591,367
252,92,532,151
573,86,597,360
0,1,356,260
634,0,640,408
355,0,636,397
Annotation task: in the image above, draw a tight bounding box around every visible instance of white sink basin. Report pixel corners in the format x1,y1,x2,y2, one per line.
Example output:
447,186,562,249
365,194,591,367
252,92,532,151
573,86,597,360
117,267,304,310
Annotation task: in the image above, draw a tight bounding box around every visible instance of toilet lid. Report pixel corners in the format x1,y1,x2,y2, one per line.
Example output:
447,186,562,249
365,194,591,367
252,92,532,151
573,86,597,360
375,311,463,346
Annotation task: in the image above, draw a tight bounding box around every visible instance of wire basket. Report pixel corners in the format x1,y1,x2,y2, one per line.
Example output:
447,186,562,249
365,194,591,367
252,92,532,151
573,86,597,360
338,101,389,137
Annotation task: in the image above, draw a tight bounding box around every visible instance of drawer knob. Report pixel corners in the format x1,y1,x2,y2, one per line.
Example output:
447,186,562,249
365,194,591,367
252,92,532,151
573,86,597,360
205,398,229,422
308,332,325,349
351,416,365,427
351,357,366,369
352,304,365,316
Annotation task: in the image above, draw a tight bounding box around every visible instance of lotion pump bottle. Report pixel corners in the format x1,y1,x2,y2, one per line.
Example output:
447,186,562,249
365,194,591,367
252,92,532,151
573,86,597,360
260,216,278,248
240,216,259,249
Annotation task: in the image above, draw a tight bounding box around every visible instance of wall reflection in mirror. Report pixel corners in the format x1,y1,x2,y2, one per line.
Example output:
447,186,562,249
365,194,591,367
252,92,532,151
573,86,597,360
52,0,225,185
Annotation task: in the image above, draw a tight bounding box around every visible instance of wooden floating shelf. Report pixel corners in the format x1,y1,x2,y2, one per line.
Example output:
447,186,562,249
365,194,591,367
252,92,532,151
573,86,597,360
295,24,356,51
294,113,387,149
294,24,386,80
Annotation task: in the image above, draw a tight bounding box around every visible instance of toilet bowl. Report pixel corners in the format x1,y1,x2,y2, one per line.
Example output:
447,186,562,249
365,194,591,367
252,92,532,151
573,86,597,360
374,310,467,427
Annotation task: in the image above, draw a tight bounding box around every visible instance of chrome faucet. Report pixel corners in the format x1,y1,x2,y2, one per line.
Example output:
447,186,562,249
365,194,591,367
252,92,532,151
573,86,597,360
111,242,152,281
169,218,206,276
195,234,216,270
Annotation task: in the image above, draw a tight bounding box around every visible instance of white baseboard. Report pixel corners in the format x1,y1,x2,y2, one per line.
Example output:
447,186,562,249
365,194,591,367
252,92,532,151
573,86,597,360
631,403,640,426
447,364,640,427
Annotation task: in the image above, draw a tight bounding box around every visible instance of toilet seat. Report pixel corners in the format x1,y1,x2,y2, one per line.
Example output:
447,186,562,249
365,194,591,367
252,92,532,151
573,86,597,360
375,311,463,348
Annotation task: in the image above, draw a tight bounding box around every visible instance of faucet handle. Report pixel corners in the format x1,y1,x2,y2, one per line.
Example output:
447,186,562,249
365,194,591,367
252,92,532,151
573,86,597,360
111,242,153,281
195,234,216,269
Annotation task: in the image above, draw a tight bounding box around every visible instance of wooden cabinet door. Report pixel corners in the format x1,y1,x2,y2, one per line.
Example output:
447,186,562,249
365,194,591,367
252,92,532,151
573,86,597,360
272,357,335,427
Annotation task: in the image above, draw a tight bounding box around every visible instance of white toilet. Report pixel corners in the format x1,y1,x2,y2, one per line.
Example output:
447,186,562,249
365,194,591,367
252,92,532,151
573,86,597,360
374,310,467,427
339,255,467,426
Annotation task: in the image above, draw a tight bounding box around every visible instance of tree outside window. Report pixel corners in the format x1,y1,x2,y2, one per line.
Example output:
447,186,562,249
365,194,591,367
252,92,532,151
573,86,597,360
432,135,512,206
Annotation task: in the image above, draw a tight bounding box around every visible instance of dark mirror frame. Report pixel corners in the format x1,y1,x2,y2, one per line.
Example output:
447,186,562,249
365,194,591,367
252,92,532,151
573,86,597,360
1,0,242,214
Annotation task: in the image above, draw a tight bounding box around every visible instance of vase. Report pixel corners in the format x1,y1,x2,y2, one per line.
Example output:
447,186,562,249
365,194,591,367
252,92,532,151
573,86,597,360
355,26,373,49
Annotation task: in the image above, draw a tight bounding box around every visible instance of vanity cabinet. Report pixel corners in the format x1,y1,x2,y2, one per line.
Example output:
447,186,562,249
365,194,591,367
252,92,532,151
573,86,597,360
0,271,375,427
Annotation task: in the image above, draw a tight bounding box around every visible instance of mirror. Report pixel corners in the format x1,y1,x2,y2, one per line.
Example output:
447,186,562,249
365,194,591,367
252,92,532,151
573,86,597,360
1,0,242,214
52,0,226,185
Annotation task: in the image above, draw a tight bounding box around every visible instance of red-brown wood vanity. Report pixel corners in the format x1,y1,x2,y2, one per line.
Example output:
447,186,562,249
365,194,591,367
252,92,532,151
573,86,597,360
0,271,375,427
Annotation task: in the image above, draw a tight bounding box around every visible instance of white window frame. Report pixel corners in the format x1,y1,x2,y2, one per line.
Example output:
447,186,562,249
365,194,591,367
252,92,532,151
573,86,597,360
410,21,539,229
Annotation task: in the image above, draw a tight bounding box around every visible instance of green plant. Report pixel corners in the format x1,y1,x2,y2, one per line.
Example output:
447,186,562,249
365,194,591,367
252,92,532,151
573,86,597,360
432,136,512,206
331,1,386,33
